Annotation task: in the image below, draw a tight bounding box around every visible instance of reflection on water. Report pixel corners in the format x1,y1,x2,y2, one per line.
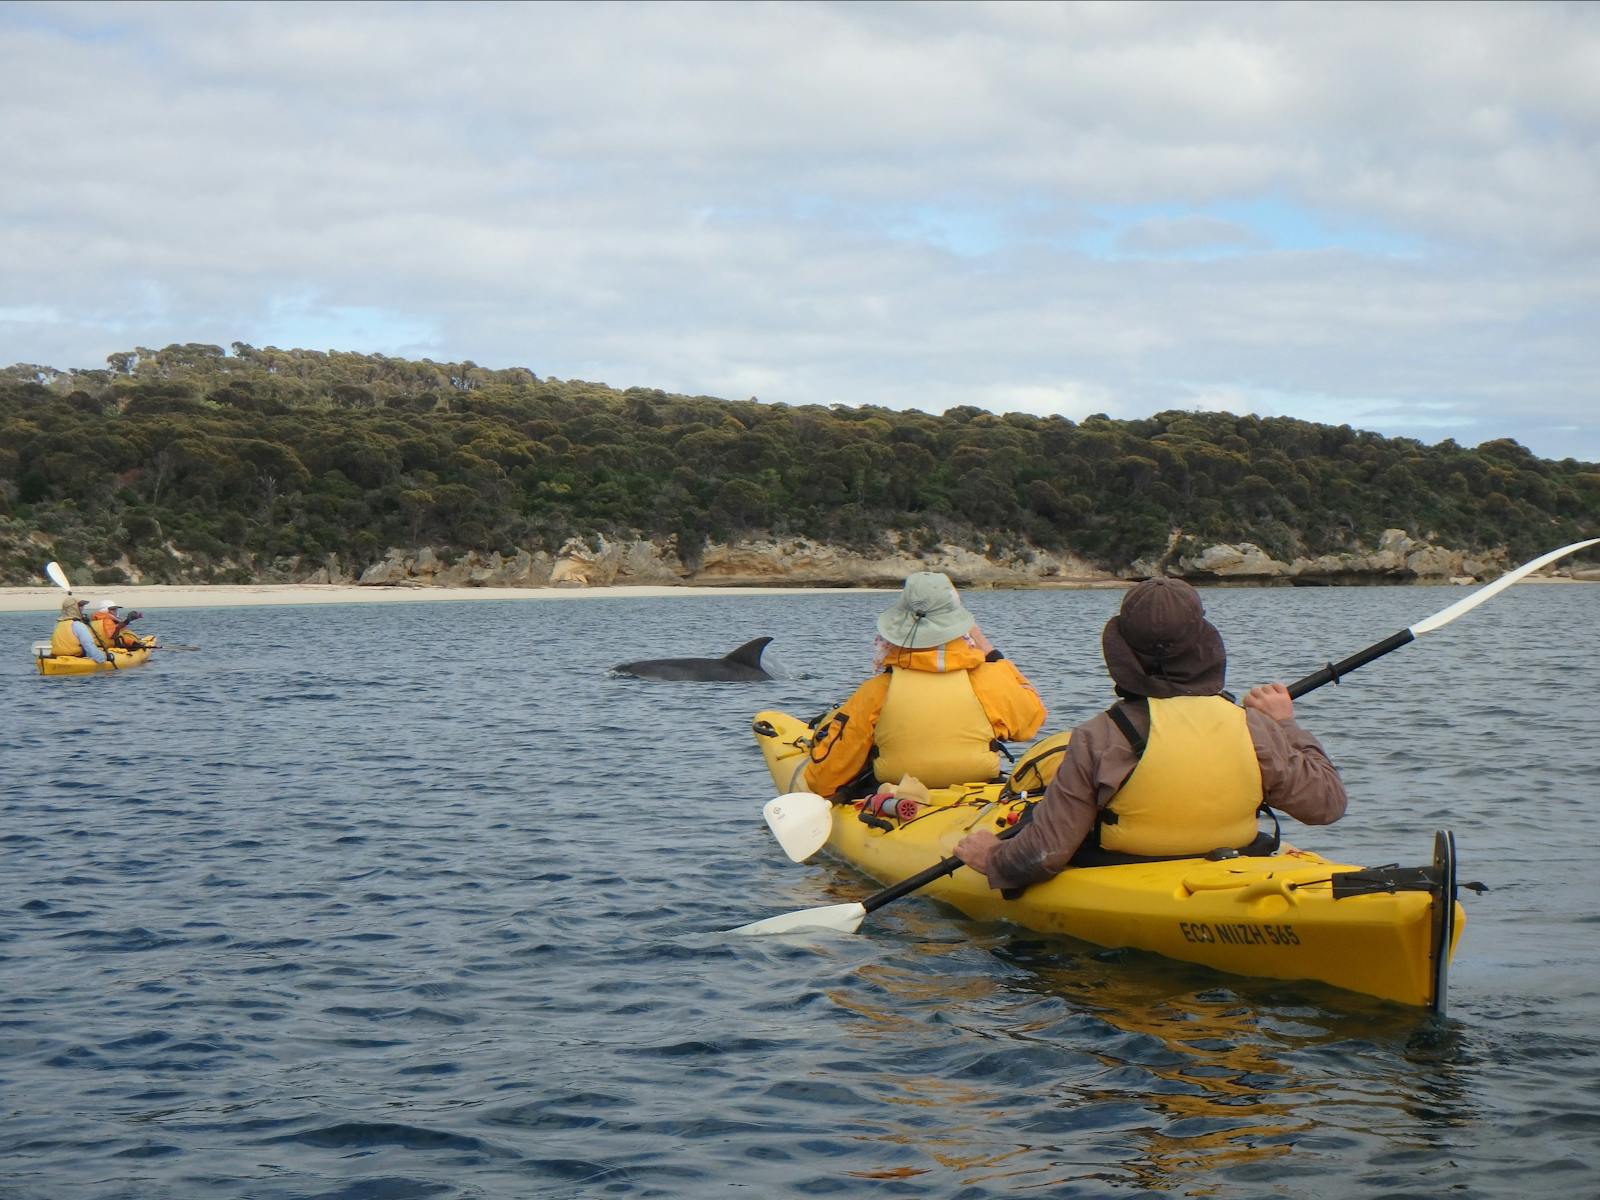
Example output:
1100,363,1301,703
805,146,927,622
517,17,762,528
808,912,1484,1195
1043,950,1479,1194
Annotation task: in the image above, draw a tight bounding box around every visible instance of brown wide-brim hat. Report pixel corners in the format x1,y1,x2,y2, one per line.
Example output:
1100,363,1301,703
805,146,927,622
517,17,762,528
1101,578,1226,698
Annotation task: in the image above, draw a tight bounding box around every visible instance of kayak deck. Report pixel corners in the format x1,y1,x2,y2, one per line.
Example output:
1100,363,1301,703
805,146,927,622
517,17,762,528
753,709,1465,1009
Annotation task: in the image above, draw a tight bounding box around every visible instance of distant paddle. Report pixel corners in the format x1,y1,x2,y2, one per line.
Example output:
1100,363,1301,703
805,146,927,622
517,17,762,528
44,562,188,649
734,536,1600,938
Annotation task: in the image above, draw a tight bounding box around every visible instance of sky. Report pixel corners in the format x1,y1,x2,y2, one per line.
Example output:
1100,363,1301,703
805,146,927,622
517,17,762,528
3,0,1598,461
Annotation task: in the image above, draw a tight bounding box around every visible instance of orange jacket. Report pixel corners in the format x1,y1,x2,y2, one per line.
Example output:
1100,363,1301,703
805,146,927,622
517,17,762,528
91,611,142,649
802,638,1047,797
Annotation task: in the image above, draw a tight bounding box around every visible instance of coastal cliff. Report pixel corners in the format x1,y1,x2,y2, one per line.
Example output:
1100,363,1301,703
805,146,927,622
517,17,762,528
337,528,1540,589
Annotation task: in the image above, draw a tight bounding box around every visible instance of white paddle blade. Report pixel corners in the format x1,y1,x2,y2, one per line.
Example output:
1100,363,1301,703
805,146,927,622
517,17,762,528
1412,537,1600,636
763,792,833,863
730,902,867,937
45,561,71,591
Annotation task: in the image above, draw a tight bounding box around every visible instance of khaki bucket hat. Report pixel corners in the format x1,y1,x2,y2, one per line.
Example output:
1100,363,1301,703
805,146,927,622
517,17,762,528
876,572,976,649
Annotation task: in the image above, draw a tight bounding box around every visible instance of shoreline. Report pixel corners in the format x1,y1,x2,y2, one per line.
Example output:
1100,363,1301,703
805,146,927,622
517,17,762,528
1,574,1589,614
0,582,902,613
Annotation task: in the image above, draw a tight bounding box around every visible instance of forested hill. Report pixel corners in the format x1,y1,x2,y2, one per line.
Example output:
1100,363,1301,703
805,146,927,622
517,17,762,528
2,342,1597,587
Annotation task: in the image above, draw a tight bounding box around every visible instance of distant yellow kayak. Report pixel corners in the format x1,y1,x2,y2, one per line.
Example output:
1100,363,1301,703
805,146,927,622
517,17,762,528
752,709,1465,1010
33,642,153,676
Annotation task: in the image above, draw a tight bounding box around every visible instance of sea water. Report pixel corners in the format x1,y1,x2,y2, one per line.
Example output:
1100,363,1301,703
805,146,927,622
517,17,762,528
1,585,1597,1199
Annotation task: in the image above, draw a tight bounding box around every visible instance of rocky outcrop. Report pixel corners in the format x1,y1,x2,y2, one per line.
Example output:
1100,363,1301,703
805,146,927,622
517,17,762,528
1171,529,1510,584
299,554,352,585
687,535,1111,587
281,527,1588,589
11,525,1587,589
341,528,1536,589
353,533,1116,589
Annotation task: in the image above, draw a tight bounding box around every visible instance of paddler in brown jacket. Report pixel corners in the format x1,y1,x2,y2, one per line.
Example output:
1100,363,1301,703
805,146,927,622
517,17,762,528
955,577,1347,892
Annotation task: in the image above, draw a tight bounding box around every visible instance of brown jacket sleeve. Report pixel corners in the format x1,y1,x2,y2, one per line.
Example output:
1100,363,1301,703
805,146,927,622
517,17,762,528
1244,708,1347,825
984,710,1134,891
983,702,1347,892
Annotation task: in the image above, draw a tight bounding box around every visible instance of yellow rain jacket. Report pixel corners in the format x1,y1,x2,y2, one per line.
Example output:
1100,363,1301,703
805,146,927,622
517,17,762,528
50,617,88,658
803,639,1047,796
1099,695,1263,856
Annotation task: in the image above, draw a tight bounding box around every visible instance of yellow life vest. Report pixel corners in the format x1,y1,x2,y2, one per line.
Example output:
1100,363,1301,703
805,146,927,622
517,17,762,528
50,617,87,658
1099,695,1263,856
873,667,998,788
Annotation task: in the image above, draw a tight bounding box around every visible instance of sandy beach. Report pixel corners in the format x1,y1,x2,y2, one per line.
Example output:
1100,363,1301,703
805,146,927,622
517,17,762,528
0,582,904,613
6,572,1588,614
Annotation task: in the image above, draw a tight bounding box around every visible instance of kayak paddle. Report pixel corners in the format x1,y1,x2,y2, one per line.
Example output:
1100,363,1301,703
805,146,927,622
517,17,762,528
738,536,1599,938
733,823,1023,936
763,792,833,863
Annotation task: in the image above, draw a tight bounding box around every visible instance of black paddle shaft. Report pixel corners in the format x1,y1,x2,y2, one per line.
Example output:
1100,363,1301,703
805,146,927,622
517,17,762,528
1286,629,1415,700
860,822,1023,915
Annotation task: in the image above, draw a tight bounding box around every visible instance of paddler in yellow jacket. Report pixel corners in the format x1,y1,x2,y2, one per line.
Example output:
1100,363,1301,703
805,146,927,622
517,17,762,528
803,572,1046,797
955,577,1347,889
48,596,112,664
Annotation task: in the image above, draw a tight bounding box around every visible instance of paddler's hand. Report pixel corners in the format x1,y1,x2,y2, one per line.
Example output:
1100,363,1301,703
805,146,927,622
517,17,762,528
1243,682,1293,722
954,829,1001,877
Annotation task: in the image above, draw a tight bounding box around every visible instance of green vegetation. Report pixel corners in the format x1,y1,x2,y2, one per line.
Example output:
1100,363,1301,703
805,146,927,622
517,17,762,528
2,343,1596,585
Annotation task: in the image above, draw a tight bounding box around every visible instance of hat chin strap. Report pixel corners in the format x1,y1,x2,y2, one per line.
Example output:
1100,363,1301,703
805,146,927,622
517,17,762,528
888,613,926,664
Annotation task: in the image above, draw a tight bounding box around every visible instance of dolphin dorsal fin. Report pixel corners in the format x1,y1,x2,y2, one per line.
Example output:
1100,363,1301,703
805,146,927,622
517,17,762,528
725,637,773,668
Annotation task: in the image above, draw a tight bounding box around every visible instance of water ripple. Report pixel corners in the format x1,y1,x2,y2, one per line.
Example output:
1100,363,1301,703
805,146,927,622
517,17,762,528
2,588,1598,1197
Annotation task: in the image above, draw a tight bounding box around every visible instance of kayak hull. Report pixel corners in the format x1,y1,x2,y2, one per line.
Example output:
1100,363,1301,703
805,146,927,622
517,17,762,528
34,646,152,676
753,709,1465,1009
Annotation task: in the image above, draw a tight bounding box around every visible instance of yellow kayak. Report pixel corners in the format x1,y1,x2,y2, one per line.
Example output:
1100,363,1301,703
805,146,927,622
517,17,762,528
752,709,1465,1010
34,642,153,676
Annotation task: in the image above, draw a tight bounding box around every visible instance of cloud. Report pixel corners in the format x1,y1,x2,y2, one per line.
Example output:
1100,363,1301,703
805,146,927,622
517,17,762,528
2,0,1598,460
1113,215,1264,257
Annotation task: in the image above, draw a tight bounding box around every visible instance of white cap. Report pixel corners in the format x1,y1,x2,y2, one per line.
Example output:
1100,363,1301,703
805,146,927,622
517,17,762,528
93,597,121,612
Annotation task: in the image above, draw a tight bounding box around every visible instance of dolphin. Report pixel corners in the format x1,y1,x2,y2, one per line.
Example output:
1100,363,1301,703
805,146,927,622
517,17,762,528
613,637,775,682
